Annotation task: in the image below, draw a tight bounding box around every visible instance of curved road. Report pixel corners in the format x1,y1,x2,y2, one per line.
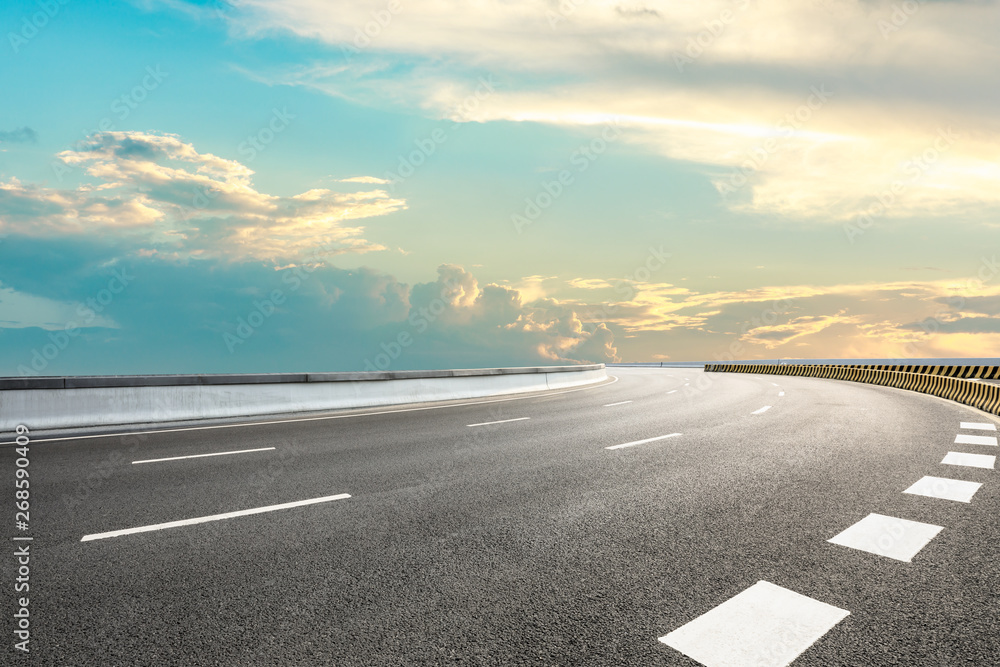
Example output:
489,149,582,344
4,367,999,665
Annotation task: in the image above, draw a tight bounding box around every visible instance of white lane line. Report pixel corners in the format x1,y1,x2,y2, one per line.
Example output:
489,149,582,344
603,400,633,407
903,476,982,503
751,405,772,415
827,513,943,562
778,391,785,397
942,451,996,469
605,433,682,450
770,382,779,387
132,447,275,465
1,375,619,446
954,434,998,447
667,390,677,394
80,493,351,542
659,580,849,667
961,421,996,431
467,417,530,427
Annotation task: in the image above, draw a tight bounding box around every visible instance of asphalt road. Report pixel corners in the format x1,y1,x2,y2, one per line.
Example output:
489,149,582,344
3,367,999,666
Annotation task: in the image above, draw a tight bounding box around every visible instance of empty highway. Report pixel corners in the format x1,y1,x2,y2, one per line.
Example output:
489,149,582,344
4,367,1000,665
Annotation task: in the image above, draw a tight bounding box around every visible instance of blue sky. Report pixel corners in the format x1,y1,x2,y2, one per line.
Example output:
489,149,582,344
2,0,999,375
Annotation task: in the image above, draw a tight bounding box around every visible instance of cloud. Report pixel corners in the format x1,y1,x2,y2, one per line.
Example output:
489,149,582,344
0,127,38,144
401,264,619,365
0,245,620,374
337,175,391,184
546,271,1000,361
209,0,1000,223
0,131,406,263
901,316,1000,334
0,283,117,331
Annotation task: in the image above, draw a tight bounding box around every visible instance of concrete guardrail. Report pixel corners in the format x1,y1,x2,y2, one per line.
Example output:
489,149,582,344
0,364,607,431
705,363,1000,417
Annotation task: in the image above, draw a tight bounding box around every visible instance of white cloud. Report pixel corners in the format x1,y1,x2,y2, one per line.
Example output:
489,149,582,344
0,131,406,262
210,0,1000,222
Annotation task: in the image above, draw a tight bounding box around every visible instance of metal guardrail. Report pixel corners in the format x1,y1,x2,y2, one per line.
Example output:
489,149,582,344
705,363,1000,417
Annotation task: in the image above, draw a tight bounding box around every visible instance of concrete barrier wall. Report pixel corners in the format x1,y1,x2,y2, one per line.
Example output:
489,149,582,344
607,362,705,368
705,363,1000,416
0,365,606,431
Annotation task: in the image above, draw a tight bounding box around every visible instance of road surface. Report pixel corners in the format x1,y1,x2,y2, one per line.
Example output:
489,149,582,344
3,367,999,665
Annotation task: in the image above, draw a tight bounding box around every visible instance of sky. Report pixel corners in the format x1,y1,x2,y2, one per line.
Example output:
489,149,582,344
1,0,999,375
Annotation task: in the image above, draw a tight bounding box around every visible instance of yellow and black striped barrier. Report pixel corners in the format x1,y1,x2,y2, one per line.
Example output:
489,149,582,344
834,364,1000,379
704,363,1000,417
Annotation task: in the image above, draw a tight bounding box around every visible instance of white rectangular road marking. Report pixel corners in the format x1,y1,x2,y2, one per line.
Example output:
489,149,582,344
752,405,772,415
942,451,996,469
667,390,677,394
606,433,682,450
778,391,785,397
954,434,998,446
827,513,943,562
961,421,996,431
80,493,351,542
903,476,982,503
603,400,633,407
466,417,530,427
659,580,849,667
132,447,275,465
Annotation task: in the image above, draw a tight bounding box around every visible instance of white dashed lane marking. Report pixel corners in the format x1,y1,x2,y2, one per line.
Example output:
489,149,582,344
903,476,982,503
778,391,785,397
954,434,998,447
961,421,996,431
828,513,943,562
751,406,772,415
81,493,352,542
605,433,682,450
659,580,850,667
132,447,275,465
467,417,530,427
942,451,996,469
603,400,633,407
667,390,677,394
